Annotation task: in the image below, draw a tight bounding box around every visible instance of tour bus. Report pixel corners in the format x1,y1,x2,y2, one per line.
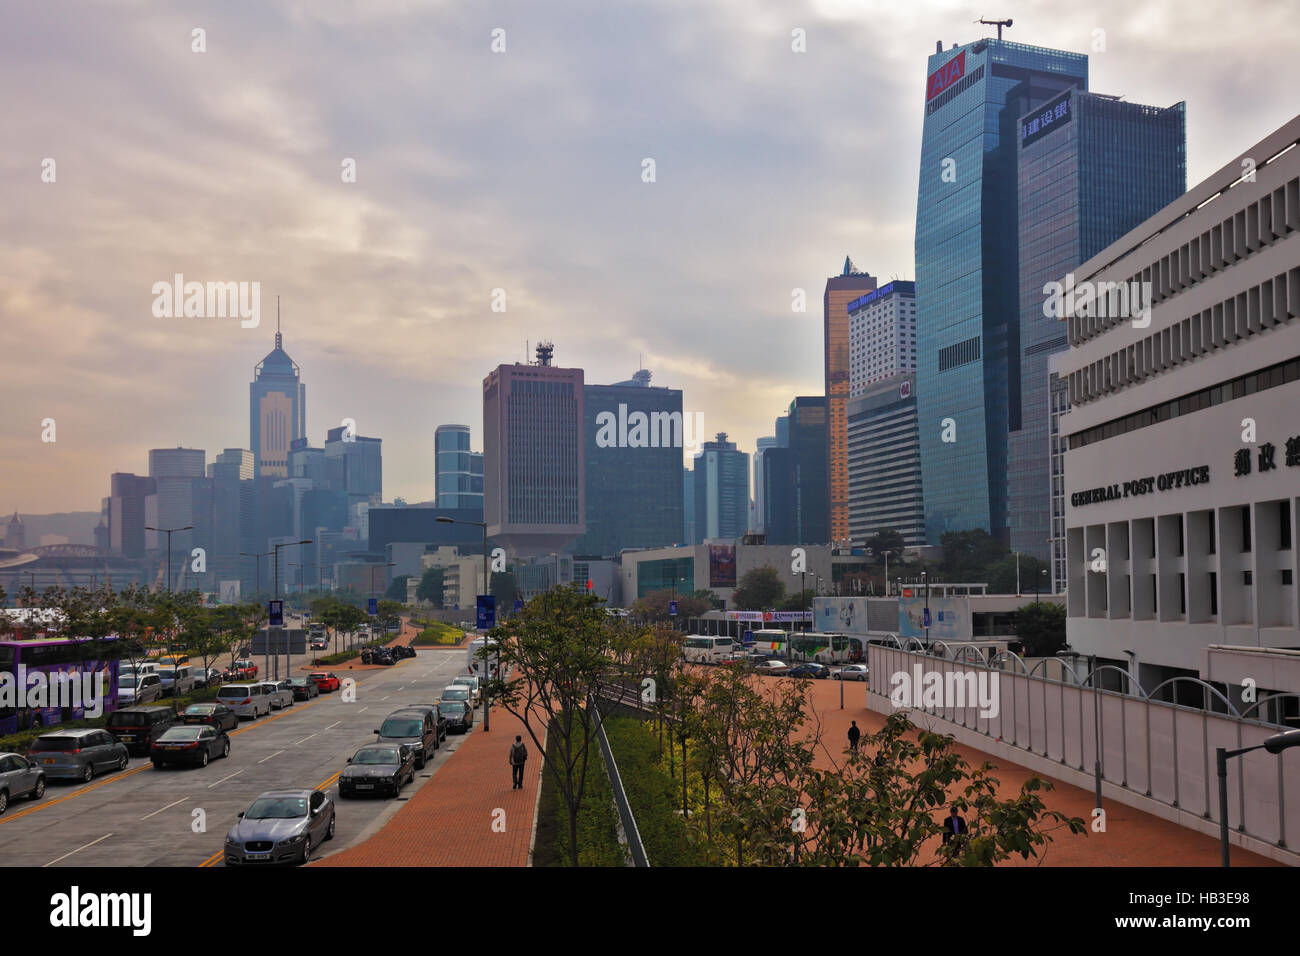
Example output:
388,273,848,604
682,635,737,664
0,636,121,735
743,629,790,656
788,632,866,664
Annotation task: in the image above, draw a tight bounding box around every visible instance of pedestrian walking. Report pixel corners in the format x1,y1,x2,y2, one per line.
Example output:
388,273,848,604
509,735,528,790
847,720,861,752
941,804,968,847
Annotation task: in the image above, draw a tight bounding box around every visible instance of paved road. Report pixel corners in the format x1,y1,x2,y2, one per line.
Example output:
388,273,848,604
0,644,475,867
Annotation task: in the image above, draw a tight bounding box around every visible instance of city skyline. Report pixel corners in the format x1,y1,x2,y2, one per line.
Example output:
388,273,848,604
5,1,1297,514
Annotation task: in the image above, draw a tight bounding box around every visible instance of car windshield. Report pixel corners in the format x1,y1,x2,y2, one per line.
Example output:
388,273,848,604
245,797,308,819
158,728,201,741
442,688,469,700
438,702,463,715
289,678,308,685
379,718,423,737
184,705,215,715
29,736,80,752
453,677,475,686
353,748,399,765
310,674,327,680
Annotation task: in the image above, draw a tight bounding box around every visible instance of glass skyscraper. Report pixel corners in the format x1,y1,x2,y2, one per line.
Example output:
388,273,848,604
914,38,1087,543
1010,89,1186,564
434,424,484,511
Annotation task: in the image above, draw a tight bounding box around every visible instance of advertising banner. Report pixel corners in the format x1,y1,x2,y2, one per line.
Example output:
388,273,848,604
814,597,870,635
898,596,970,641
708,544,737,588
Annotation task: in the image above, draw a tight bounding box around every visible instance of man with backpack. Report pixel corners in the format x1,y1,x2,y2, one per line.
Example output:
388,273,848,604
509,735,528,790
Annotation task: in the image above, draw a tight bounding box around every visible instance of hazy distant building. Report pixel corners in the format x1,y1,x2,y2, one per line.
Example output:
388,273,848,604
249,325,306,479
434,425,484,510
762,398,828,545
147,447,205,564
3,512,24,551
483,343,585,554
109,473,156,558
692,433,749,542
325,426,382,508
752,436,777,535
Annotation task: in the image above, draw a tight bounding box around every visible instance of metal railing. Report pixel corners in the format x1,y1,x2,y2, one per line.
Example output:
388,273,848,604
589,692,650,867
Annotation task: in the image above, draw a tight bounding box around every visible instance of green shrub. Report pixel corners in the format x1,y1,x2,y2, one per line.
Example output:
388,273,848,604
534,723,625,867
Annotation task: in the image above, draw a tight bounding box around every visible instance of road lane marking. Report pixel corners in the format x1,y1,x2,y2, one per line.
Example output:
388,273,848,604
357,707,367,713
316,769,343,791
0,763,150,826
198,849,223,868
294,734,316,746
258,750,285,764
140,797,189,820
44,833,112,867
324,721,340,730
207,769,244,789
380,695,389,701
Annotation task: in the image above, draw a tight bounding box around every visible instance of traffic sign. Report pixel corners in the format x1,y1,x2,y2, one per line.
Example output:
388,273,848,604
367,597,378,616
268,600,283,627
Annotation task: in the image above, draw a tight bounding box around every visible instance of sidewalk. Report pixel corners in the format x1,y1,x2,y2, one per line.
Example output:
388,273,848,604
806,679,1280,866
313,701,543,867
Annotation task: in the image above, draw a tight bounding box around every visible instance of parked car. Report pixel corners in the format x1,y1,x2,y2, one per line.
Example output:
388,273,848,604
27,729,129,782
123,662,160,678
438,699,474,734
786,662,830,680
439,685,472,705
194,666,224,688
309,672,341,693
396,705,447,745
107,705,177,755
224,659,258,681
450,675,481,705
159,665,199,697
832,664,869,682
216,683,271,719
374,711,439,769
257,680,295,711
752,659,789,674
370,647,395,666
288,676,320,700
180,702,239,732
224,789,335,866
151,725,230,768
117,672,164,705
338,744,416,798
0,752,46,813
392,644,416,660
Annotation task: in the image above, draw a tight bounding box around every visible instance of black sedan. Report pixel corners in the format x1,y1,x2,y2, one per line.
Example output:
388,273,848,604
287,676,320,700
180,702,239,732
438,699,474,734
338,744,415,798
150,726,231,768
786,662,830,680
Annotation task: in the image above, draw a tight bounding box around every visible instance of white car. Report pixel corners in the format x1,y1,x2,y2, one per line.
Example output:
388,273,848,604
256,680,295,710
450,676,481,705
833,664,869,682
216,683,271,718
118,673,164,704
753,659,789,674
440,685,473,705
158,665,198,697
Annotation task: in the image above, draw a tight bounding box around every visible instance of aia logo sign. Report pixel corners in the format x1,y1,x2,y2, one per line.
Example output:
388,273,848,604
926,51,966,101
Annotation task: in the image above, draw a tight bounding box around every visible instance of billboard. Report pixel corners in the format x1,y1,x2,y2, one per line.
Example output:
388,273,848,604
898,596,970,641
708,544,736,588
219,581,241,604
814,597,870,635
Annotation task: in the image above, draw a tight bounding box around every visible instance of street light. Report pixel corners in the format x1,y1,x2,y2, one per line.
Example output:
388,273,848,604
437,516,494,732
241,550,272,602
272,539,311,679
368,562,397,649
882,550,895,597
1217,729,1300,865
1036,568,1047,605
921,568,930,650
146,525,193,593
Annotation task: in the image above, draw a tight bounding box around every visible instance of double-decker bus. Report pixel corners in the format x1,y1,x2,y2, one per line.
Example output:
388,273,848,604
788,632,865,664
682,635,737,664
0,636,121,735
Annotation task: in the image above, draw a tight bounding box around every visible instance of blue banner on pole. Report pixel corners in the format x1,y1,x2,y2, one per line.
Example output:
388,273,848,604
668,600,678,616
476,595,496,630
268,600,283,627
923,607,931,628
513,599,523,613
367,597,377,616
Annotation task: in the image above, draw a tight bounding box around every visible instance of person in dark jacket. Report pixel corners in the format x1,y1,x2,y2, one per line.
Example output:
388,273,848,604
941,804,968,846
847,720,861,752
509,735,528,789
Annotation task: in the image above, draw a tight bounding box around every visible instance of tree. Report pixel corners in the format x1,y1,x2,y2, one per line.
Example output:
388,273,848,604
631,589,709,623
985,554,1050,595
384,575,410,602
492,584,619,866
1011,601,1067,657
416,566,444,606
865,529,906,558
939,528,1009,581
731,567,785,611
375,600,405,634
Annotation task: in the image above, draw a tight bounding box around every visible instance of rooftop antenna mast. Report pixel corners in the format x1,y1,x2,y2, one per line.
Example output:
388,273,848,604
975,17,1013,40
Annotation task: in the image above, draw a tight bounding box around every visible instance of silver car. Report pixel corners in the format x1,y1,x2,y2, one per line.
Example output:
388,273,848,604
118,672,164,705
0,752,46,814
159,665,198,697
450,675,481,705
224,789,335,865
256,680,295,711
440,685,472,705
833,664,869,682
216,683,271,718
27,729,129,783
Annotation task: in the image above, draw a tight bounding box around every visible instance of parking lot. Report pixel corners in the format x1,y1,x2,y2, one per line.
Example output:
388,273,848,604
0,645,475,867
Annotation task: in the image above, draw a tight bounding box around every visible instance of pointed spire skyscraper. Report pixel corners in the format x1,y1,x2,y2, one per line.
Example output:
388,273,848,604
249,302,305,479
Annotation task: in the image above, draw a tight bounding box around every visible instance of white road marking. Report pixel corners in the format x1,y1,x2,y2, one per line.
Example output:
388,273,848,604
44,833,112,867
140,798,188,821
294,734,316,745
258,750,285,764
324,721,340,731
208,769,244,789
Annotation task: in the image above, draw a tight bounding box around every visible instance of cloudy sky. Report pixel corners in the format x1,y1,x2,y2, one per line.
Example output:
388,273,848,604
2,0,1296,514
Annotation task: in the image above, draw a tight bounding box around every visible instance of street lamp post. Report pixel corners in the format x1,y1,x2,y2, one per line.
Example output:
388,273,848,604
1036,568,1047,605
146,525,193,593
921,568,930,650
368,562,396,647
883,550,893,598
438,516,493,732
241,550,273,677
1216,729,1300,865
272,539,311,680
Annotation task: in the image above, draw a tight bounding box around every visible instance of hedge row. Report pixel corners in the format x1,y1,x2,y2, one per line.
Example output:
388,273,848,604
533,725,625,867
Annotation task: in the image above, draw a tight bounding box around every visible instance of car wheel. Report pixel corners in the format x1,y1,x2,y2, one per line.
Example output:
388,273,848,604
221,740,231,758
300,834,312,864
31,777,46,801
326,813,336,840
82,764,94,783
152,760,164,769
118,754,128,772
0,790,8,815
199,750,210,768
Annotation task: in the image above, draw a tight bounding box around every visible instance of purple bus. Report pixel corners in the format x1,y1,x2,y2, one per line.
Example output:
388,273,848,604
0,637,121,735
